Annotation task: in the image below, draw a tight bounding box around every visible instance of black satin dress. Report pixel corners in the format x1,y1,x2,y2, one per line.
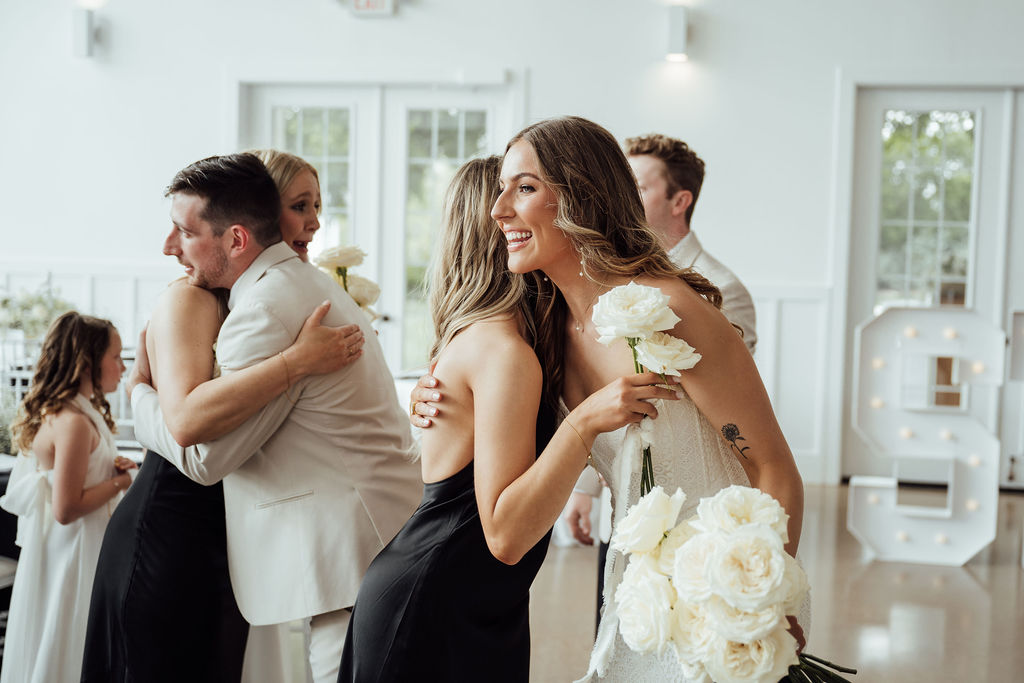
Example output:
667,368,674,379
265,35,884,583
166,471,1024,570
81,452,249,683
338,410,556,683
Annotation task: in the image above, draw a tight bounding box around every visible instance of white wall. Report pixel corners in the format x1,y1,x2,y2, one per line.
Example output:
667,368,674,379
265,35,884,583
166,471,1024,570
4,0,1024,481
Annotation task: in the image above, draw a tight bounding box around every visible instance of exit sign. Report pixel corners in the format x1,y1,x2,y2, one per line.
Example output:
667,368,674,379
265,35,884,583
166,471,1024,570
352,0,395,15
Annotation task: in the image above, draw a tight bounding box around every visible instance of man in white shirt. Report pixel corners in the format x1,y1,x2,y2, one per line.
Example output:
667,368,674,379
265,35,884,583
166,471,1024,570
566,134,758,627
130,153,422,682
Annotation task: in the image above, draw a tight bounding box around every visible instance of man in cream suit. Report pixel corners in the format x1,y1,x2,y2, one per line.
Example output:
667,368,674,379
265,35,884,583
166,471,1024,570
130,153,422,682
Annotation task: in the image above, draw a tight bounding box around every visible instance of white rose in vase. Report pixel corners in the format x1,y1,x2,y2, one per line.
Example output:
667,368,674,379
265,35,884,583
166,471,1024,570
635,331,702,375
702,626,798,683
611,486,687,555
706,524,788,612
614,553,676,655
314,245,367,270
592,281,681,344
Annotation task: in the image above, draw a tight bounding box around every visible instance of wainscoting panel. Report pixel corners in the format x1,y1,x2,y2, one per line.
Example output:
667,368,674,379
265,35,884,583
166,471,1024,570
752,284,834,483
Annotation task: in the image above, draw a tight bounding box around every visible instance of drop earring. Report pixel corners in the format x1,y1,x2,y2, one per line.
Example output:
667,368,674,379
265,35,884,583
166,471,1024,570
579,259,585,278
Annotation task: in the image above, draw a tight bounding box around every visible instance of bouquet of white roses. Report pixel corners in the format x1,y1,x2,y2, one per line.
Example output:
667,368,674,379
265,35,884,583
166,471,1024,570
612,485,855,683
592,281,701,495
313,246,381,322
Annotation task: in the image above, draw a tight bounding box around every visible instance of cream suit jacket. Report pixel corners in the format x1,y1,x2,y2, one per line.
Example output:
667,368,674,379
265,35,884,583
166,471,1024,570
132,242,423,625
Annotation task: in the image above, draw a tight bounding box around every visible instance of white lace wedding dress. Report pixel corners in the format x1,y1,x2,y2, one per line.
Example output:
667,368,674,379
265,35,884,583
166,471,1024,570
573,391,751,682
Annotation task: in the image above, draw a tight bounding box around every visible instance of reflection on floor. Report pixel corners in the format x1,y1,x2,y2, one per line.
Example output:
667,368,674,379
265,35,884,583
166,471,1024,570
528,484,1024,683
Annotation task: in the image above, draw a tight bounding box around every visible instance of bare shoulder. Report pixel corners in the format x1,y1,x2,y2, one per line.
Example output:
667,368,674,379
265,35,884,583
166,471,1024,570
152,279,222,338
155,279,220,319
635,274,743,350
49,404,96,440
442,317,540,377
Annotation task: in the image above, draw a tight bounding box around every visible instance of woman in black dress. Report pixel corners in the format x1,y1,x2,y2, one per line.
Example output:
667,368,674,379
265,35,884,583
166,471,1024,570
82,151,365,682
338,157,677,681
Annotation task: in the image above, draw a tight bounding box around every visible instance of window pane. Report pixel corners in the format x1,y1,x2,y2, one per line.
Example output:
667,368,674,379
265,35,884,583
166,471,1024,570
301,108,325,155
463,110,487,157
908,225,938,282
401,108,487,369
941,226,968,276
875,108,975,310
437,109,459,159
408,110,432,158
272,107,300,152
325,161,349,209
322,212,349,249
327,109,350,156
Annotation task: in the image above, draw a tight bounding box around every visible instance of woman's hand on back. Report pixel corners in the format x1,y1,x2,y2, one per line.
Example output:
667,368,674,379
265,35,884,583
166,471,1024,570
284,301,365,377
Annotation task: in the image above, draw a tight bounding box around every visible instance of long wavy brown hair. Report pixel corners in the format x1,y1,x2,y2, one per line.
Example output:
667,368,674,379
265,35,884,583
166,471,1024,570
428,155,534,362
10,311,117,452
506,116,723,411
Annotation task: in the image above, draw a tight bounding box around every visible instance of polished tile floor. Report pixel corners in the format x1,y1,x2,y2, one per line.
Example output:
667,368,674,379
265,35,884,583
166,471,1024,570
529,484,1024,683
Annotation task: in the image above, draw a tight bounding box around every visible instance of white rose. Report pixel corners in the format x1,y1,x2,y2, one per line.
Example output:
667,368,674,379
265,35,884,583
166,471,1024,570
703,627,798,683
614,554,676,655
703,595,784,644
672,531,722,603
654,517,698,576
346,274,381,307
706,524,788,612
611,486,687,555
694,485,790,543
671,598,716,678
780,553,809,615
592,281,681,344
314,245,366,270
635,331,701,376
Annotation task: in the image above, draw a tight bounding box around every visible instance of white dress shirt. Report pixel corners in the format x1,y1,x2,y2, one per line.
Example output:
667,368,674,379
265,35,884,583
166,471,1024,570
668,230,757,354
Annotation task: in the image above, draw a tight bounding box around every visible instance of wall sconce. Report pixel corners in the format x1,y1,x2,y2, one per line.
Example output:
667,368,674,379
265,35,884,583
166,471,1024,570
73,8,97,57
666,5,688,62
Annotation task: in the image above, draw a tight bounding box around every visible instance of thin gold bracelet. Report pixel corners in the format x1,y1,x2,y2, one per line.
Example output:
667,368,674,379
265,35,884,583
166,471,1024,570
278,351,298,405
563,417,593,465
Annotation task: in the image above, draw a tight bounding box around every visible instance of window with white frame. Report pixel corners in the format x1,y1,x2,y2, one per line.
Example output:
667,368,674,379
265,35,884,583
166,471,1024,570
244,83,514,374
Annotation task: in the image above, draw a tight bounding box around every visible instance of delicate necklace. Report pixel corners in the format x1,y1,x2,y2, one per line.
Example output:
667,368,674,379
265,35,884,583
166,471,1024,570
571,288,606,334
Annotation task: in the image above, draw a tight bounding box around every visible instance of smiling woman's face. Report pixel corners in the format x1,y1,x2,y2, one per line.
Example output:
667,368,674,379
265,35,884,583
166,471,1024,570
491,140,572,275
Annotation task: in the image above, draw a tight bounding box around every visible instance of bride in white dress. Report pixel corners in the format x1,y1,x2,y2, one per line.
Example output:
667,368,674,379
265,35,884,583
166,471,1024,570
413,116,806,682
1,312,135,683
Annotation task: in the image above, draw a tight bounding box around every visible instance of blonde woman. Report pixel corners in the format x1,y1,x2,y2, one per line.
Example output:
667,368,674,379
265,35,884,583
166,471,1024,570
2,312,136,683
339,156,674,681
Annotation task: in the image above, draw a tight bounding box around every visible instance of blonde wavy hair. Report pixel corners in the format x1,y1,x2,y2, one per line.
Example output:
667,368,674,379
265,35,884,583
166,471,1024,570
428,155,533,363
506,116,723,410
10,311,117,452
250,149,320,207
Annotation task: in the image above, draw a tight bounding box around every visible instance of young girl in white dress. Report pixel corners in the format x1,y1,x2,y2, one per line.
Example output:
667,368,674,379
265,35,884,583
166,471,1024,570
2,312,136,683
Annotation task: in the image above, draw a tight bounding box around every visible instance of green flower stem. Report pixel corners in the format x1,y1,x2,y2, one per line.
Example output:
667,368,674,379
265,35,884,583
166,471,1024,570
626,337,641,374
336,266,349,291
640,446,654,496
